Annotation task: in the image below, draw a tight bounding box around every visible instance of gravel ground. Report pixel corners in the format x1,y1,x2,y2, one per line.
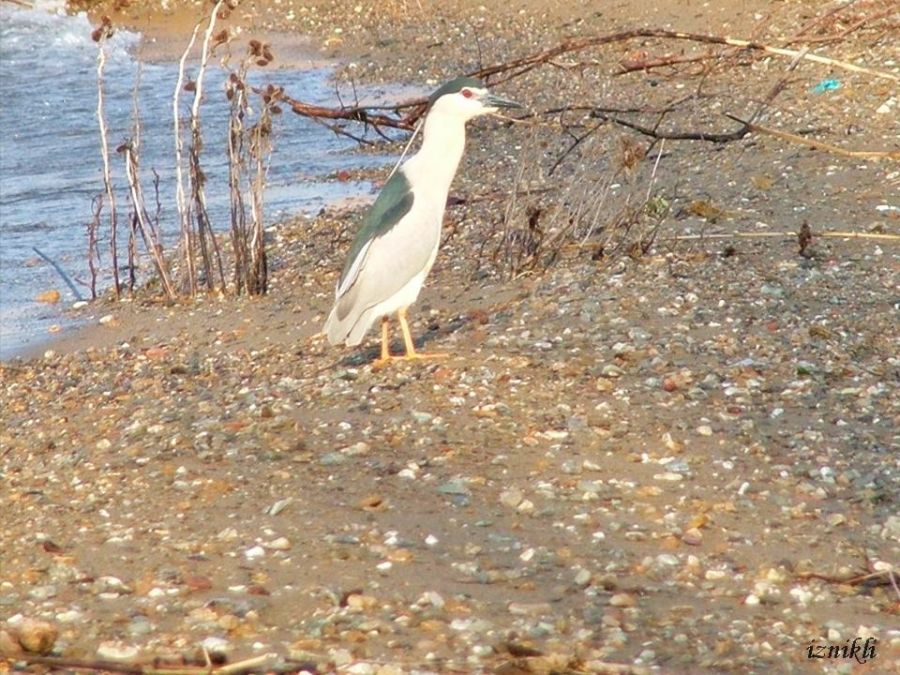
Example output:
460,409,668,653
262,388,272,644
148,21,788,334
2,0,899,673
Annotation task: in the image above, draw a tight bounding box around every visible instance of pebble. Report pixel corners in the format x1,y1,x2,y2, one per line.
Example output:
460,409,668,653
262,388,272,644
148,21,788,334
15,618,58,654
244,545,266,560
681,528,703,545
199,636,231,657
609,593,636,607
437,479,470,496
96,641,140,661
881,515,900,541
499,487,523,508
574,568,592,587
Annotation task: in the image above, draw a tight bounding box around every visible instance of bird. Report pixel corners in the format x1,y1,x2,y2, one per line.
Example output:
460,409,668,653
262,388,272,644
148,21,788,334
323,76,521,365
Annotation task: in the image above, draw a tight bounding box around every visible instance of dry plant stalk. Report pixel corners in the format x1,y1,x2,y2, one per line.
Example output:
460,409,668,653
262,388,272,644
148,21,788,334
93,16,120,298
120,142,176,298
87,194,102,299
496,125,670,279
185,0,228,293
173,22,202,294
224,38,277,295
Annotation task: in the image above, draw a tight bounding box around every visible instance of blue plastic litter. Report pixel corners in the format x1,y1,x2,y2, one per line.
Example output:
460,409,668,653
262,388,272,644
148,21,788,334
812,79,841,93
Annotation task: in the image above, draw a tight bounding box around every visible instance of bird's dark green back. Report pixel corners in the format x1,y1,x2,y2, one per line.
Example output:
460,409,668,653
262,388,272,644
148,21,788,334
338,169,415,291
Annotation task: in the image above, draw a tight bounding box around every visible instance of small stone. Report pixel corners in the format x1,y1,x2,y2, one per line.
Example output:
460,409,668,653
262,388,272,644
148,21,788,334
16,618,58,654
574,568,592,587
682,528,703,546
347,664,376,675
244,545,265,560
826,513,846,527
0,629,22,656
437,479,470,496
696,425,713,436
499,488,523,509
35,289,61,304
744,594,761,606
346,594,377,611
609,593,636,607
341,441,370,456
98,314,115,325
264,537,291,550
508,602,552,616
654,472,684,482
417,591,445,609
96,641,140,661
199,636,230,657
881,515,900,542
517,499,535,514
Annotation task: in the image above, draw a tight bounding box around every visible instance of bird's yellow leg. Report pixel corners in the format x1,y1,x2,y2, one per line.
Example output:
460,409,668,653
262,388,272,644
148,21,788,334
371,316,394,368
397,308,447,360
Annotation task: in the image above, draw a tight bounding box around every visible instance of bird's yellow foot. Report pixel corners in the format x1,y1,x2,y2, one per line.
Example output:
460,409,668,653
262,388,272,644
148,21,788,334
400,350,448,361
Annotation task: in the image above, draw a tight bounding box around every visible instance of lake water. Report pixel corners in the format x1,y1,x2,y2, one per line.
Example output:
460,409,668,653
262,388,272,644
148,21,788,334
0,0,399,359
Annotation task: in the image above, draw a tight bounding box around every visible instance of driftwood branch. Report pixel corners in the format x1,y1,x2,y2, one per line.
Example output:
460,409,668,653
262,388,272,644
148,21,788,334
725,113,900,160
470,29,899,84
2,652,283,675
278,14,896,139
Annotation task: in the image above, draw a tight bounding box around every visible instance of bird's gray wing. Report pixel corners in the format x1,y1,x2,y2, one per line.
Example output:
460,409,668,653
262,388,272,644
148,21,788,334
336,170,414,299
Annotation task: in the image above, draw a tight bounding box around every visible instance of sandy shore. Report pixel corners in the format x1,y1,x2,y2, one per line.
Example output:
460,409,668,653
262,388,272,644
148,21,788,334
2,0,898,672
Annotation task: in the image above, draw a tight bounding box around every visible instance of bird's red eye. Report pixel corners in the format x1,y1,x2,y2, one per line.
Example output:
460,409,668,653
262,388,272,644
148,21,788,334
461,88,473,98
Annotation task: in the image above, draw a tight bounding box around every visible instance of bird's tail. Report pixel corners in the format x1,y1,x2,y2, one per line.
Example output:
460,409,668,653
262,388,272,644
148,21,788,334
323,306,348,346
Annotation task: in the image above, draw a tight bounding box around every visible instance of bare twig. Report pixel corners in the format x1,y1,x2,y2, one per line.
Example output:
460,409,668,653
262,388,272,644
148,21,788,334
121,142,176,297
666,231,900,242
87,194,102,299
174,21,203,294
4,652,282,675
471,29,899,83
724,113,900,160
187,0,228,293
94,18,120,298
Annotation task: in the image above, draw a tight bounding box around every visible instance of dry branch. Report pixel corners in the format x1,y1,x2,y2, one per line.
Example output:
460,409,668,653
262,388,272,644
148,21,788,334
724,113,900,160
3,652,283,675
279,21,896,139
667,231,900,242
173,21,202,294
94,19,120,298
470,29,899,83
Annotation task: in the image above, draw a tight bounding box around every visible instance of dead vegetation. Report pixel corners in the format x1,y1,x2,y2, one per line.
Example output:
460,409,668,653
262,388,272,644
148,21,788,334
90,0,278,301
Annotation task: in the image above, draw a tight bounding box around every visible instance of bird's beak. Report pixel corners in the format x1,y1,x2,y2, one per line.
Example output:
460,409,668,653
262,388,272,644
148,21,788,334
483,93,522,110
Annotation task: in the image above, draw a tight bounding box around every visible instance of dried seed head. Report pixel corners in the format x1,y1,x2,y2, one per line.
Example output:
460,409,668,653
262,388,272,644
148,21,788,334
262,45,274,62
271,105,282,115
248,39,262,56
184,80,196,92
255,59,269,67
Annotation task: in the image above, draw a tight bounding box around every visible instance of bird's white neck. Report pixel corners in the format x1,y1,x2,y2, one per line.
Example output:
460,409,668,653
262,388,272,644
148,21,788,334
403,108,467,196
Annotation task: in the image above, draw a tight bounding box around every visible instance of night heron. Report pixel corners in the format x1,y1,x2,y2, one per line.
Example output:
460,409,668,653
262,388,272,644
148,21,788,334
324,76,521,364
